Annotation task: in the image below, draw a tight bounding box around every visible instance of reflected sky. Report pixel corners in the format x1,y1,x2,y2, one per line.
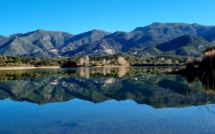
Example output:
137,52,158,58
0,67,215,134
0,99,215,134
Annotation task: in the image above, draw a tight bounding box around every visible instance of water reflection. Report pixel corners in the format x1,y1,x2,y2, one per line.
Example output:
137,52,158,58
1,67,215,134
79,67,129,78
177,65,215,95
0,67,214,108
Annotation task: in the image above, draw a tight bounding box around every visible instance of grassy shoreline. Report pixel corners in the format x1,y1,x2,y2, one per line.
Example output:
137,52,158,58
0,65,184,70
0,66,61,70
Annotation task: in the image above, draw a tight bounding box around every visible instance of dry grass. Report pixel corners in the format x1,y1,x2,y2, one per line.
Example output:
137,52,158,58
202,49,215,59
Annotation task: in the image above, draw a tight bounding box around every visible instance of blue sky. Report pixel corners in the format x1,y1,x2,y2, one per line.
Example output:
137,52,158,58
0,0,215,36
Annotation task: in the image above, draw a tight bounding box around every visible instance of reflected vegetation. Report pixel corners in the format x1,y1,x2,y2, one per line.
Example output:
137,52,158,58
0,67,215,108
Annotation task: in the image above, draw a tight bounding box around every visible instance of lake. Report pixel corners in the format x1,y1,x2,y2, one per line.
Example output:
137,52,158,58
0,67,214,134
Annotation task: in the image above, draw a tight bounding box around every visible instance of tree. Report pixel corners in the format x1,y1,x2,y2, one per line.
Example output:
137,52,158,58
102,59,107,66
166,59,172,65
14,57,22,65
61,61,77,68
84,56,90,66
79,58,85,66
117,56,129,66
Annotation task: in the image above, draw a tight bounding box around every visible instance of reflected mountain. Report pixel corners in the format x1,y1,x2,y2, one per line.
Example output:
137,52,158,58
0,67,214,108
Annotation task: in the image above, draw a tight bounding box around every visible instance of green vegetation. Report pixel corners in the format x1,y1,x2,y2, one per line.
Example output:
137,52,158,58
71,53,189,67
0,53,189,68
0,55,75,67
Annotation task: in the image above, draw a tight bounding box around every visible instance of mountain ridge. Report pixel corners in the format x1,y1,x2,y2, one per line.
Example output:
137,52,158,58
1,23,215,58
140,35,212,57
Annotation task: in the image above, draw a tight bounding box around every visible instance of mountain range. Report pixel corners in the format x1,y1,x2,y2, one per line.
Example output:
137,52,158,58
1,23,215,58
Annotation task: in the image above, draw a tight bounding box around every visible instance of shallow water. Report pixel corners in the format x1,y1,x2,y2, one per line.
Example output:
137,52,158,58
0,67,214,134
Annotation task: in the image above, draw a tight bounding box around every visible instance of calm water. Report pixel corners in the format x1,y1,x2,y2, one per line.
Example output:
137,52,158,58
0,67,215,134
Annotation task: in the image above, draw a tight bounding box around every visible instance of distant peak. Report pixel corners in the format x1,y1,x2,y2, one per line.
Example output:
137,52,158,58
150,22,191,26
191,23,209,27
150,22,164,25
90,29,110,33
80,29,110,36
133,22,194,32
35,29,46,32
91,29,99,31
89,29,102,33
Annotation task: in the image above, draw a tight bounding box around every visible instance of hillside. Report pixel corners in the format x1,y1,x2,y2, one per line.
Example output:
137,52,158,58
0,23,215,58
140,35,212,57
0,29,74,58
